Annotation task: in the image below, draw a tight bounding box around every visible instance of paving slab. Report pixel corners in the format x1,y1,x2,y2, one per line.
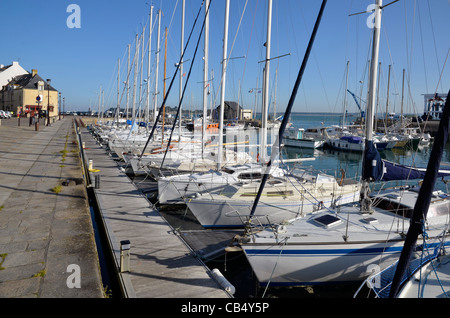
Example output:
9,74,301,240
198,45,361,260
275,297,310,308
0,117,103,298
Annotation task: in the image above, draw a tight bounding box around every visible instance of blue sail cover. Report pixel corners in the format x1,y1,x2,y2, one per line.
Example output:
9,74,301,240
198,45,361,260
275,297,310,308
362,140,383,181
340,135,363,144
381,160,450,181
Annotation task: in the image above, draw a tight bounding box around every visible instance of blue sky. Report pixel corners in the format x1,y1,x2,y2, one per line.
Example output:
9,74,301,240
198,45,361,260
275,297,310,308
1,0,449,115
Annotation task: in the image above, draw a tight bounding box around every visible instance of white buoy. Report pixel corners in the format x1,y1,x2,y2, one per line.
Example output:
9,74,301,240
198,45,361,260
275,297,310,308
211,268,235,295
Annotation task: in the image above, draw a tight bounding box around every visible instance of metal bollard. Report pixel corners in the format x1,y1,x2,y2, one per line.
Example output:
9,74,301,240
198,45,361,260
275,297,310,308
120,240,131,272
94,174,100,189
88,160,93,170
35,122,39,131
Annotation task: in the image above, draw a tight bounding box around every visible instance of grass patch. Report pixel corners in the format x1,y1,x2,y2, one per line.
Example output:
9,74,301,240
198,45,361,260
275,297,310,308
51,185,62,194
0,205,4,211
33,269,46,278
0,253,7,270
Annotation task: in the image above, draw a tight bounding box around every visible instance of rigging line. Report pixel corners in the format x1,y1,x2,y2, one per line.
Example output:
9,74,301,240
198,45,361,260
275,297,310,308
209,0,249,113
417,0,429,94
434,48,450,96
408,0,418,81
118,36,141,108
239,0,259,94
159,7,209,172
381,24,401,112
139,0,207,159
261,236,288,298
226,0,249,103
117,49,130,105
248,0,327,219
298,1,331,111
403,0,410,85
426,0,443,93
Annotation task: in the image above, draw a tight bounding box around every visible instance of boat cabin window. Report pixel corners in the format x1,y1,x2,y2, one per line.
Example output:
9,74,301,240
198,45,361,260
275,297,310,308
240,190,293,197
268,180,283,185
238,172,262,180
267,190,294,196
222,167,235,174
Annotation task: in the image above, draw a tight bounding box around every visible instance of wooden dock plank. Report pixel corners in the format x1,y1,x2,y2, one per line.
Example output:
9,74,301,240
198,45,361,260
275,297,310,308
79,127,230,298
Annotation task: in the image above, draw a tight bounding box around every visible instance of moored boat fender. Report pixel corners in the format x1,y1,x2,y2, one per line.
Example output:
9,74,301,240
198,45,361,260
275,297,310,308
211,268,235,295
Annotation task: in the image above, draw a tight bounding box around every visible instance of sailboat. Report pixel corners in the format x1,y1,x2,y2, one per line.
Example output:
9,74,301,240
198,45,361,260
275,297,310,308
234,0,450,287
354,90,450,298
127,1,255,178
183,0,360,229
157,0,284,204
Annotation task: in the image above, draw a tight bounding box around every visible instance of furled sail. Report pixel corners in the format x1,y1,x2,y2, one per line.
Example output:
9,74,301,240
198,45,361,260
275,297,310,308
362,139,450,182
381,160,450,181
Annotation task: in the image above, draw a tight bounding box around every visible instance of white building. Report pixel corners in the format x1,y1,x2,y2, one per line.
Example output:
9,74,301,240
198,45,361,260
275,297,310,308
422,93,447,121
0,61,29,88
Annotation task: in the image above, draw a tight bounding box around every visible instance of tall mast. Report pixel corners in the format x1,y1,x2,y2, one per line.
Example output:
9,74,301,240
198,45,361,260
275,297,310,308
248,0,327,221
147,5,154,124
385,64,391,131
261,0,273,163
273,69,277,119
126,44,130,123
217,0,230,170
117,58,120,126
154,9,162,124
401,68,405,127
163,27,168,100
132,33,140,123
162,27,168,145
101,89,104,119
342,61,349,128
139,25,146,122
361,0,383,213
202,0,210,156
179,0,185,141
98,85,102,120
375,62,381,132
365,0,382,143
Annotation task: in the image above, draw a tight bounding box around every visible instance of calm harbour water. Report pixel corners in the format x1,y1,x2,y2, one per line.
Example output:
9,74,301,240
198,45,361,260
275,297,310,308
285,112,450,192
137,112,449,298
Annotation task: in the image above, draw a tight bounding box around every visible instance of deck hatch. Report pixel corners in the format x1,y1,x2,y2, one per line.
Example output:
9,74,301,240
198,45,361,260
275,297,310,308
313,214,342,228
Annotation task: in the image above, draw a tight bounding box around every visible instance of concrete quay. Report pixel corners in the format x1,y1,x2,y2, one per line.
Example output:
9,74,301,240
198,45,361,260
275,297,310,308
0,117,103,298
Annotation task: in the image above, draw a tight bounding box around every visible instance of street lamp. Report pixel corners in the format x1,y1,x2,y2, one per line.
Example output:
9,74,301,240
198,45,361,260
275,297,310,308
47,79,51,126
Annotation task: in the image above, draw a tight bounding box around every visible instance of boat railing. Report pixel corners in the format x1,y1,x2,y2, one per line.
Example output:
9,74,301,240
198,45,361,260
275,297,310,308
354,229,448,298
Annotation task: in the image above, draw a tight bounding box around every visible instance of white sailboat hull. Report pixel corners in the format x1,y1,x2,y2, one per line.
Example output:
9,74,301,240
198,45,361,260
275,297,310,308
283,137,325,149
157,164,285,204
239,188,450,286
327,137,365,152
186,187,359,228
243,240,407,286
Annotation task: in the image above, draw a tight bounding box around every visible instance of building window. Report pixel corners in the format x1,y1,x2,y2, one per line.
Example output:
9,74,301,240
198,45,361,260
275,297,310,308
38,81,44,91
